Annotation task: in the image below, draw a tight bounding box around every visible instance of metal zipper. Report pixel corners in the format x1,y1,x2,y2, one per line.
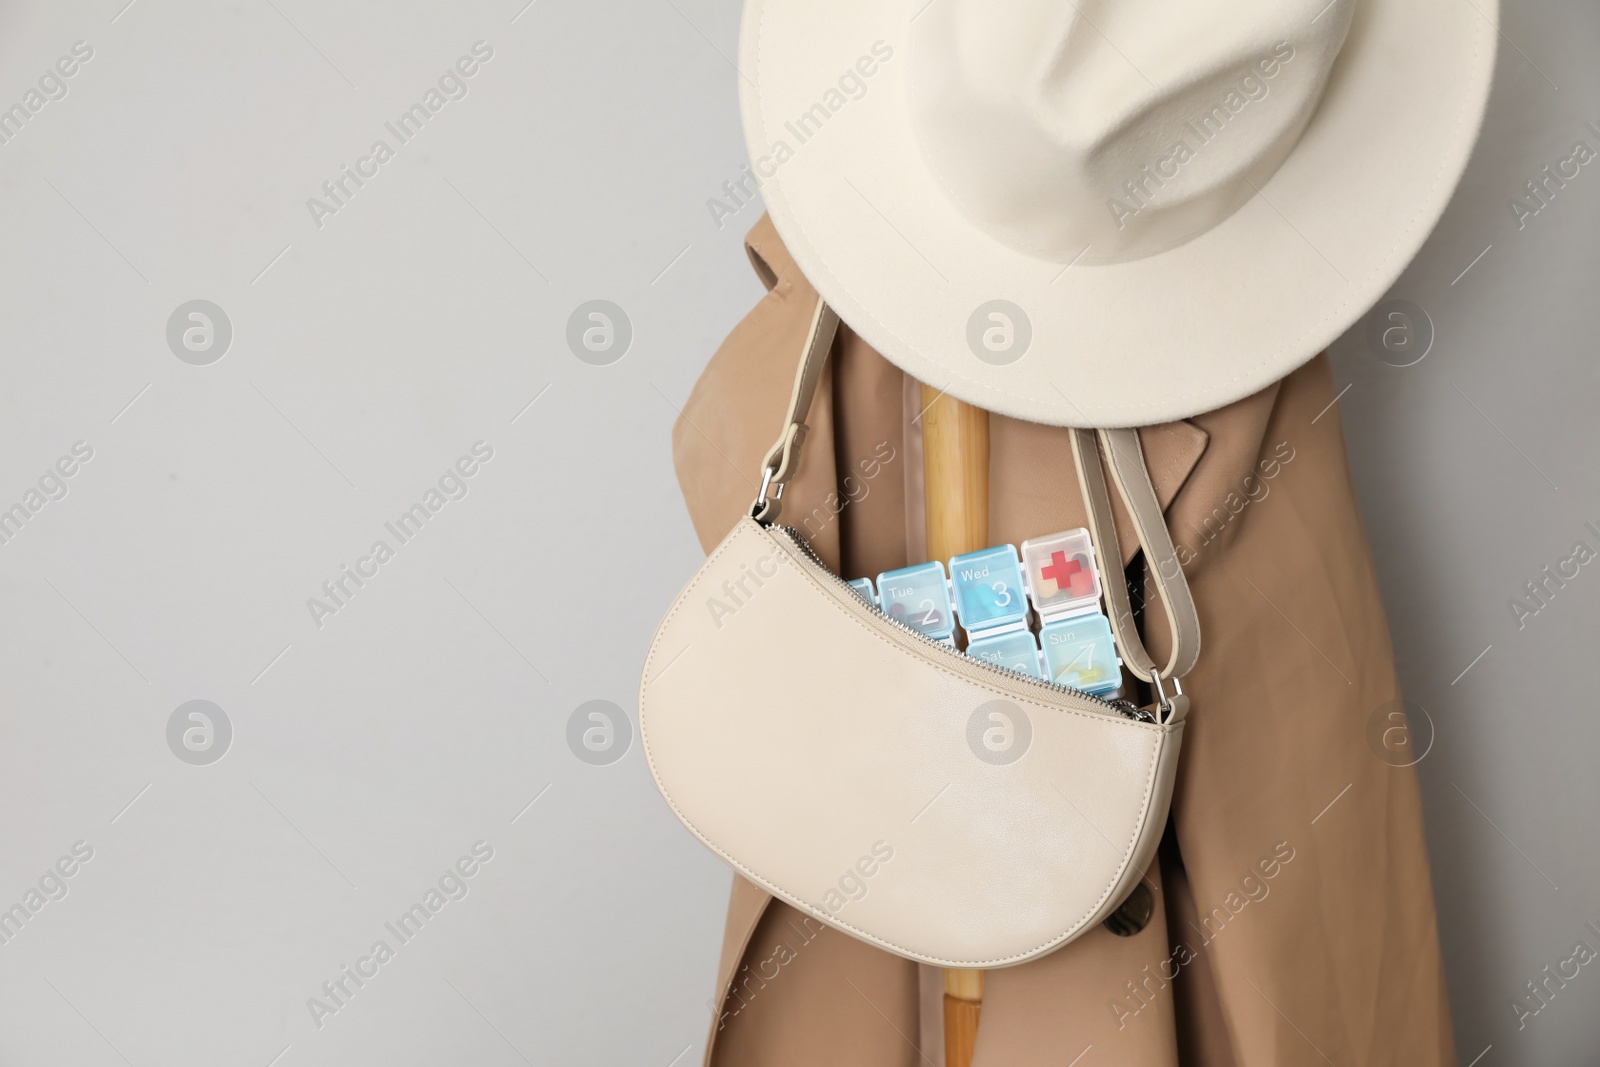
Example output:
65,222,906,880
769,524,1157,724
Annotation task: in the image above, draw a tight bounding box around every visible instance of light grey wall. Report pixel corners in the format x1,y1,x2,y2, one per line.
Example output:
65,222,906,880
0,0,1589,1065
0,2,754,1064
1328,0,1600,1060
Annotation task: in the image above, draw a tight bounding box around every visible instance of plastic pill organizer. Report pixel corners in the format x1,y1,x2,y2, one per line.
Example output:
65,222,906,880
851,527,1124,697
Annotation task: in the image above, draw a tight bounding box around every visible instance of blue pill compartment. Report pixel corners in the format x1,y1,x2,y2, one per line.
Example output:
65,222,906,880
1039,613,1122,694
948,544,1029,635
966,628,1045,680
874,561,955,640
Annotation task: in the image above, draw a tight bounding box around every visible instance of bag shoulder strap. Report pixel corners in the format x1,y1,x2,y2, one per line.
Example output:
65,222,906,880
1071,428,1201,682
751,296,1199,682
752,298,839,523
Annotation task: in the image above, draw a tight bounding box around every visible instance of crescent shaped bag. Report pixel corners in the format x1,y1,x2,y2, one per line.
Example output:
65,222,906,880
639,297,1200,969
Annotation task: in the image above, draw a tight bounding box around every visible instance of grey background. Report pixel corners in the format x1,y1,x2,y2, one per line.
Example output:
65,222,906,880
0,0,1590,1064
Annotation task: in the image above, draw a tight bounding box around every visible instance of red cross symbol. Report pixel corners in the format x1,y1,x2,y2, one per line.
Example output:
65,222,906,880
1039,551,1084,593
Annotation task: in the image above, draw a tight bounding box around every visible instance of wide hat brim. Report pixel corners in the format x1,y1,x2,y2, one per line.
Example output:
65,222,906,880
739,0,1497,427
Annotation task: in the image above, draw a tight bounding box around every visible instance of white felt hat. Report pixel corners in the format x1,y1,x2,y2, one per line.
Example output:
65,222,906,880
739,0,1496,426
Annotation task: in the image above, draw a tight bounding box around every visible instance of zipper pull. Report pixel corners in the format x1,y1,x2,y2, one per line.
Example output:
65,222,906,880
1111,700,1157,723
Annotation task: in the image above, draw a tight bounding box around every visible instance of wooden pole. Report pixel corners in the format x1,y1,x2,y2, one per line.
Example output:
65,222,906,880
920,384,989,1067
942,967,985,1067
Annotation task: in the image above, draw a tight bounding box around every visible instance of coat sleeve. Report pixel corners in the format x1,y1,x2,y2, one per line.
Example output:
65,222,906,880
1161,357,1455,1066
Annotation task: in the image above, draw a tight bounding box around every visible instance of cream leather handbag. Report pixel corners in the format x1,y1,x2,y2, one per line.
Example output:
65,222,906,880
639,298,1200,969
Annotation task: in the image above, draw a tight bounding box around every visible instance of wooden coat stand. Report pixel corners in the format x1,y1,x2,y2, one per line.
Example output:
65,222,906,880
919,384,989,1067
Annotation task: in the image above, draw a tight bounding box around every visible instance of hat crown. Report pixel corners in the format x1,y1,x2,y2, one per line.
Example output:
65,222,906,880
908,0,1354,264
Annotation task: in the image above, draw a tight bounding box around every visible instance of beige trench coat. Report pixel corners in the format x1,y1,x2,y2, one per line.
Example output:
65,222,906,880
670,216,1453,1067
